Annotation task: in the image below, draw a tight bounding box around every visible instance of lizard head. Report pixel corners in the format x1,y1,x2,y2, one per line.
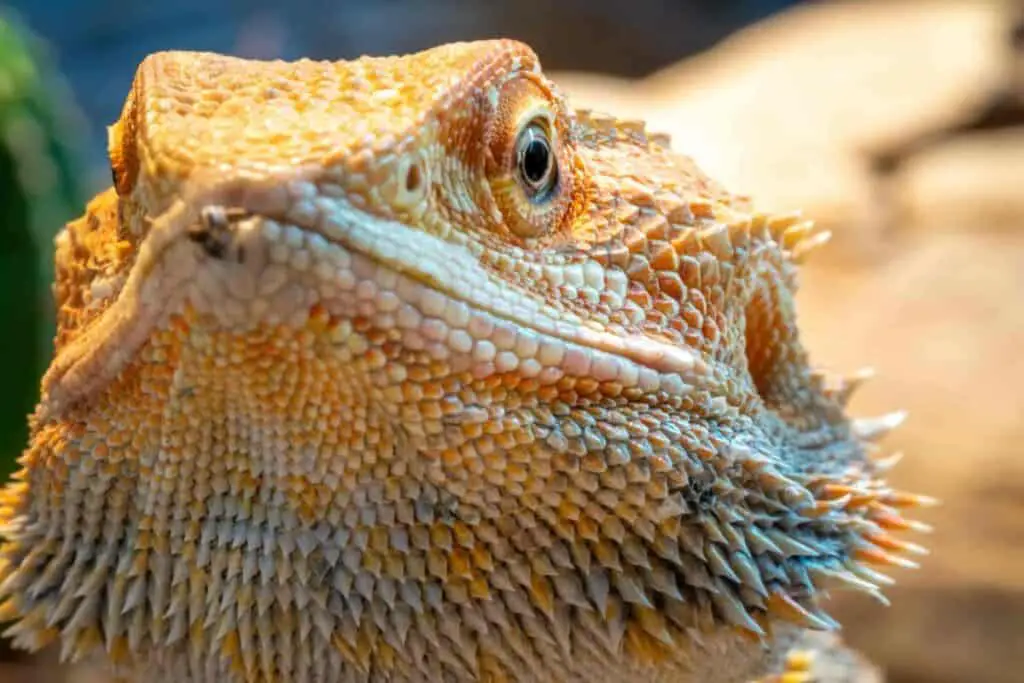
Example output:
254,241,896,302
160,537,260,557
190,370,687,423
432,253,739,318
5,39,932,676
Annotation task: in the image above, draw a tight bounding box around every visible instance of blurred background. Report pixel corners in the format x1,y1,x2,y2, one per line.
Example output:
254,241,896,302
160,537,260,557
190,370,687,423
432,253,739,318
0,0,1020,681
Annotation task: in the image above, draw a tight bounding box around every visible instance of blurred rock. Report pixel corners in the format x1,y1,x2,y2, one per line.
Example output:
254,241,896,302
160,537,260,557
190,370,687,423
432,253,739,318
0,649,65,683
892,127,1024,233
830,586,1024,683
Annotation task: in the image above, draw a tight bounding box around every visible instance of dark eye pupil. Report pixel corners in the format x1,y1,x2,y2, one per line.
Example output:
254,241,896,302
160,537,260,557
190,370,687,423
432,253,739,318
521,138,550,185
516,123,557,201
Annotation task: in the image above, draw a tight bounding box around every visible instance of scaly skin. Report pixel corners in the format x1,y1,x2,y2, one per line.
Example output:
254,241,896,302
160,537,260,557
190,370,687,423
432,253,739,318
0,40,932,682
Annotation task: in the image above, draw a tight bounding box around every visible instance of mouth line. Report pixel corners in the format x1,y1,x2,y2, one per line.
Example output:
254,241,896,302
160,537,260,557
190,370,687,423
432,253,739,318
39,180,711,421
269,203,714,392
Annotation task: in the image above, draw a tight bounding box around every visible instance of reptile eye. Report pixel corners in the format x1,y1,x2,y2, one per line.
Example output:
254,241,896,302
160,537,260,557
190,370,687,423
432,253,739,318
484,74,575,239
515,121,557,201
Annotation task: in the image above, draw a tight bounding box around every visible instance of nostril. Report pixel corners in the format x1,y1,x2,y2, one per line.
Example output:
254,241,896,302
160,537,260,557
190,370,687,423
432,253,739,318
392,157,429,210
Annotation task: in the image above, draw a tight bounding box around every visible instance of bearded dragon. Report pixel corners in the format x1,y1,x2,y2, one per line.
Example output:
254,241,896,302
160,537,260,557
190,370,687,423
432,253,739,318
0,40,933,682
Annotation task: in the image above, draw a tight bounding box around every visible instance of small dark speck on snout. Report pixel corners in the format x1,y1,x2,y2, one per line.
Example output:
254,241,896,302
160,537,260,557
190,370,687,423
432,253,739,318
189,205,251,262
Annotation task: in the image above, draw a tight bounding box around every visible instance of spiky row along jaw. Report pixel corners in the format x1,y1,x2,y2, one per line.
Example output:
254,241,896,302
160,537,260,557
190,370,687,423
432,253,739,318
0,40,934,683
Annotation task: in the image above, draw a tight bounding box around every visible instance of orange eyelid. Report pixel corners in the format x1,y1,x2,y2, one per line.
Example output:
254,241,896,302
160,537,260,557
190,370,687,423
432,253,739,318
484,70,568,161
483,71,576,240
501,68,561,104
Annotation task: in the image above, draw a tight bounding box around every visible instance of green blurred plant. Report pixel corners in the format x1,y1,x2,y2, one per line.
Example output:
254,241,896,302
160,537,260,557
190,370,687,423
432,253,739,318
0,11,87,477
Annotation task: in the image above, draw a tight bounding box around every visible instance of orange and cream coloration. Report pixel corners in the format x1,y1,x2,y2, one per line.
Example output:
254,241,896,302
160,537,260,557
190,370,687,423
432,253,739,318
0,40,933,682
